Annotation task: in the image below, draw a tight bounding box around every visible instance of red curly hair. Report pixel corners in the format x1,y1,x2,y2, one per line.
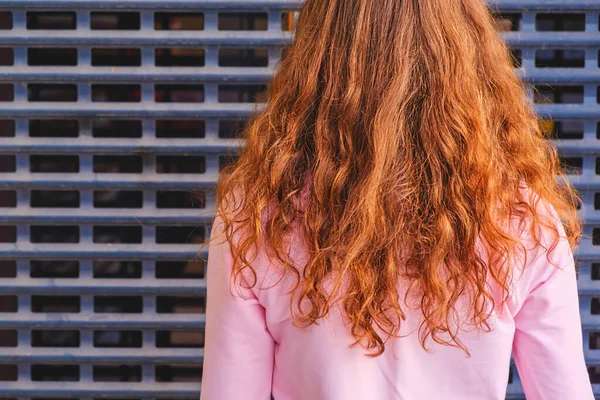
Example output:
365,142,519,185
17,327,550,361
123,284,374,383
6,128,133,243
209,0,581,357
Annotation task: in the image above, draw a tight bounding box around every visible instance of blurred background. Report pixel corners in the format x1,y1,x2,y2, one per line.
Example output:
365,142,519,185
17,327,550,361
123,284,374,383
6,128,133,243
0,1,598,399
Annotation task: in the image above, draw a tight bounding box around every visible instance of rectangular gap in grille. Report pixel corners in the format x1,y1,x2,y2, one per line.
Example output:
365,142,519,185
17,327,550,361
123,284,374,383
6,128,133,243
0,120,15,137
591,332,600,349
29,119,79,138
220,154,239,171
93,119,142,138
0,48,13,66
156,226,205,244
218,12,268,31
0,330,16,347
93,260,142,278
218,84,268,103
595,194,600,210
91,48,142,66
28,84,77,102
595,87,600,104
0,155,15,172
0,226,16,243
0,84,13,102
0,260,16,278
154,12,204,30
90,12,140,30
156,260,204,279
155,48,205,67
156,330,204,348
93,155,143,173
156,155,205,174
27,12,76,30
30,260,79,278
0,296,17,312
156,190,205,209
30,225,79,244
94,330,143,348
594,230,600,246
281,12,295,31
156,120,205,138
219,119,247,139
28,48,77,66
588,366,600,383
0,191,16,207
155,85,204,103
31,330,80,347
560,157,582,175
0,364,17,381
31,295,80,313
155,364,202,382
30,155,79,173
0,12,12,29
218,48,269,67
92,84,141,102
31,364,79,381
492,12,522,32
94,296,143,313
94,190,143,208
540,120,584,140
93,365,142,382
535,49,585,68
157,295,205,314
93,226,142,244
536,13,585,32
533,85,584,104
30,190,80,208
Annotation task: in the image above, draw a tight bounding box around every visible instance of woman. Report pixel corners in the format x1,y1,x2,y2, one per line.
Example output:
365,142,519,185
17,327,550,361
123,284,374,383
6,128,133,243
200,0,594,399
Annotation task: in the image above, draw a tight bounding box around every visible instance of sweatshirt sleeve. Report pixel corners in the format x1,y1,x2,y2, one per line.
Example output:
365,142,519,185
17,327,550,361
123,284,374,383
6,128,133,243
511,203,593,399
200,215,275,400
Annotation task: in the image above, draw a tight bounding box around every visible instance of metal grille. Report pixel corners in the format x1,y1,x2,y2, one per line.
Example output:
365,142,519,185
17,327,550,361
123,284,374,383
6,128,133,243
0,1,596,399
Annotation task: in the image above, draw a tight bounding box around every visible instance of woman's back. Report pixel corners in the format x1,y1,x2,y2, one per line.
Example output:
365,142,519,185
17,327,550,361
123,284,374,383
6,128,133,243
200,188,593,400
198,0,594,398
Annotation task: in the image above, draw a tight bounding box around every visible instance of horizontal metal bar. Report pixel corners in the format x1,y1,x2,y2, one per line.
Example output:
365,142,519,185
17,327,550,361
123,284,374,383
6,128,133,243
0,138,240,154
555,141,600,156
0,209,214,225
503,32,600,47
0,103,591,120
0,31,293,47
0,31,598,48
0,278,206,294
0,103,261,118
0,0,302,10
0,67,275,84
1,0,598,11
568,242,600,261
0,313,206,328
4,67,598,86
520,69,600,85
488,0,600,10
2,382,200,398
0,244,205,260
0,348,204,363
533,104,600,120
0,173,218,189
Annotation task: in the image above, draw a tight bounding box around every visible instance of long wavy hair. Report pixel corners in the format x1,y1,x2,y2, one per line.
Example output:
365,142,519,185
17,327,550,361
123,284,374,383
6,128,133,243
209,0,582,357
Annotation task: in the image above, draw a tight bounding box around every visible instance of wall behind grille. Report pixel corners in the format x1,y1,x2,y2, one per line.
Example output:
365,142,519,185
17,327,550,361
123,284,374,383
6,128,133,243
0,1,597,399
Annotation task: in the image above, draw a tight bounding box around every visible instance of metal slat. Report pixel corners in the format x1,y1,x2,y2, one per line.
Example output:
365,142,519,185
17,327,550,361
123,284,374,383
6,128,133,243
0,278,206,294
2,0,302,10
0,314,206,328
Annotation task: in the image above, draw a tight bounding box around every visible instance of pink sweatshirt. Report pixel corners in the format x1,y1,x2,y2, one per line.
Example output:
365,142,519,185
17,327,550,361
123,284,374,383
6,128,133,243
200,197,594,400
